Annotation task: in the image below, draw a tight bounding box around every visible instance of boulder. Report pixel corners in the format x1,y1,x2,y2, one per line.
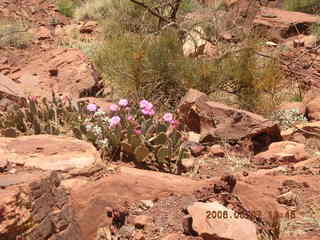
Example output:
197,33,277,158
37,26,52,40
253,141,310,167
80,21,98,33
9,48,102,99
71,166,206,240
306,96,320,121
0,170,81,239
209,144,225,157
187,201,258,240
254,7,320,40
0,135,101,171
183,26,207,57
178,89,282,153
281,121,320,142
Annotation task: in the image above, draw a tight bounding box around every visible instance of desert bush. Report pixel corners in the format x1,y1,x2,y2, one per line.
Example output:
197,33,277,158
179,0,202,14
0,21,33,49
284,0,320,13
271,108,308,130
74,0,112,20
210,36,283,113
94,29,216,107
58,27,101,58
57,0,80,17
0,94,189,173
74,0,159,36
311,22,320,39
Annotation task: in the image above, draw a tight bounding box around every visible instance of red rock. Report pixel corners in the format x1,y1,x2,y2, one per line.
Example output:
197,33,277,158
80,21,98,33
281,121,320,143
181,158,195,171
37,26,51,40
254,7,320,40
133,215,153,229
133,231,145,240
306,96,320,121
253,141,310,166
209,144,225,157
0,171,81,239
71,167,206,240
1,135,101,171
178,89,281,153
190,144,205,156
0,159,8,171
9,48,102,99
187,201,258,240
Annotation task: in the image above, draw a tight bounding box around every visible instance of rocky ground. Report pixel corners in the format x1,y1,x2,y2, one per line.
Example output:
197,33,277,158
1,0,320,240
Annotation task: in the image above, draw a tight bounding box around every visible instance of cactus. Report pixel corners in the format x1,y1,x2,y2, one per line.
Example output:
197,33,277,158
0,94,188,174
156,146,170,163
134,145,150,161
149,132,167,145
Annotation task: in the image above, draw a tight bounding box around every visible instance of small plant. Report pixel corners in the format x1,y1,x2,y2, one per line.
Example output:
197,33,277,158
74,99,190,173
283,0,320,13
57,0,79,17
0,92,83,135
0,21,33,49
311,22,320,40
271,108,308,129
0,93,189,173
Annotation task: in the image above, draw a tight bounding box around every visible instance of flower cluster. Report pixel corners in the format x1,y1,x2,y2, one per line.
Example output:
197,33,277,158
83,98,179,149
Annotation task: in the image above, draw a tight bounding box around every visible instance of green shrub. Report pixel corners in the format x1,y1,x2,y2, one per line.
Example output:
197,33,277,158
209,36,283,113
179,0,202,14
284,0,320,13
94,29,219,107
311,22,320,39
57,0,79,17
0,21,33,49
74,0,158,36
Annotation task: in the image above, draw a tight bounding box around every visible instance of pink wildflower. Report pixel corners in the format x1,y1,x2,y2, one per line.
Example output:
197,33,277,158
109,116,121,127
141,108,155,116
134,129,142,135
87,103,97,112
118,99,129,107
163,113,173,123
110,104,119,112
139,100,153,110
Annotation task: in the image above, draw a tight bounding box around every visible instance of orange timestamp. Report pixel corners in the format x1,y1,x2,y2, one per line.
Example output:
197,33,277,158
206,210,296,220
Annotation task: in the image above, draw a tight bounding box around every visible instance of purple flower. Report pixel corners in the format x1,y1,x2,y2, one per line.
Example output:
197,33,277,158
163,113,173,123
134,129,142,135
87,103,97,112
118,99,128,107
139,99,153,110
110,104,119,112
141,108,155,116
109,116,121,127
127,115,134,121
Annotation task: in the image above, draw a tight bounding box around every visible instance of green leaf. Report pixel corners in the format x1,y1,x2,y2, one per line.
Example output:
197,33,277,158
134,145,150,161
156,147,170,163
121,141,133,154
129,134,141,148
149,132,167,145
